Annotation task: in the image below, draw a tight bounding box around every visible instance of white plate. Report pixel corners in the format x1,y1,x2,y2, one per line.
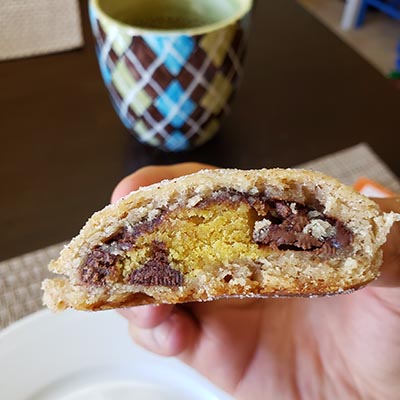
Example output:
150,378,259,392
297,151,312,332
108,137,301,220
0,309,232,400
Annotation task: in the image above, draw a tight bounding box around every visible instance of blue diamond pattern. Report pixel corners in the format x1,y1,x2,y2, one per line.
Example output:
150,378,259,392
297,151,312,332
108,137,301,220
110,96,133,130
88,4,97,30
165,131,189,152
120,113,133,130
99,58,112,85
143,35,195,75
155,81,195,128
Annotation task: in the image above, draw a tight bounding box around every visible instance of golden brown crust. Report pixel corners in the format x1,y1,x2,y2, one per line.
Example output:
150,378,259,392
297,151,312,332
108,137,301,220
42,277,377,312
41,168,400,311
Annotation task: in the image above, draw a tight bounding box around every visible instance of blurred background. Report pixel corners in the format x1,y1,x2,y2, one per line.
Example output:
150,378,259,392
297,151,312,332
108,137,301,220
1,0,399,261
301,0,400,77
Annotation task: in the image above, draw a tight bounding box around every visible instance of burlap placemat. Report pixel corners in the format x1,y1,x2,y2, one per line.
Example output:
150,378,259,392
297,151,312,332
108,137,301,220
0,0,83,61
1,143,399,330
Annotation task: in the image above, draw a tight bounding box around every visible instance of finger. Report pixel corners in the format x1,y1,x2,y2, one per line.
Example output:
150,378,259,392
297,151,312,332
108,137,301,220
127,308,199,357
188,298,260,315
370,222,400,288
111,162,216,203
118,304,174,329
369,197,400,288
372,197,400,213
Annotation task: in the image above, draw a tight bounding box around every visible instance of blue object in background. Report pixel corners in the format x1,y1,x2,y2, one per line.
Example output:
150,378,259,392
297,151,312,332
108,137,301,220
356,0,400,27
356,1,400,77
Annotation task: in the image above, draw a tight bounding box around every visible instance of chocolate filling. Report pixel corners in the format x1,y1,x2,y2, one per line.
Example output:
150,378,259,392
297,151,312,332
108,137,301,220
79,190,353,286
105,216,163,252
80,246,120,286
252,201,351,254
199,191,352,254
128,241,183,287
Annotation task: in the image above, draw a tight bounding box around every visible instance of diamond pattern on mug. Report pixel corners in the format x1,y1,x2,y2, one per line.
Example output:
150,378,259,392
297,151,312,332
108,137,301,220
190,84,208,103
144,35,195,75
119,110,135,129
96,17,107,44
200,24,237,68
200,72,233,114
112,61,152,115
108,80,123,105
134,120,148,136
129,88,153,115
145,104,165,123
96,13,115,38
129,37,158,69
126,102,139,121
112,60,136,98
134,120,161,146
125,38,177,104
112,30,132,56
155,81,196,128
108,48,119,70
188,105,207,123
175,67,194,91
149,64,174,91
165,131,190,152
92,9,249,151
99,59,112,85
195,119,220,146
88,4,98,32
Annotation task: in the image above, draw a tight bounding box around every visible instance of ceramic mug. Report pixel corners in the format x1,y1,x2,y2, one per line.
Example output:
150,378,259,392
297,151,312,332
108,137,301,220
89,0,253,152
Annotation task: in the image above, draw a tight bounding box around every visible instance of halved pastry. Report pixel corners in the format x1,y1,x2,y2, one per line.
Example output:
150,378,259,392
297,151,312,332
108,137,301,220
42,168,399,311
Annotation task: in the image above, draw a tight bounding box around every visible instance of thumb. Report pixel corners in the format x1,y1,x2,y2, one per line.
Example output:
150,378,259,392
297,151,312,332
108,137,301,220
111,162,216,204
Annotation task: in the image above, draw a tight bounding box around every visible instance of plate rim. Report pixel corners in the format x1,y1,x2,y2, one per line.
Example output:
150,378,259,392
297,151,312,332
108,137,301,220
0,308,232,400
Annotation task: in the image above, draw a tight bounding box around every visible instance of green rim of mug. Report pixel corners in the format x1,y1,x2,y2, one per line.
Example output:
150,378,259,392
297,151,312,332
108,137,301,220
90,0,253,35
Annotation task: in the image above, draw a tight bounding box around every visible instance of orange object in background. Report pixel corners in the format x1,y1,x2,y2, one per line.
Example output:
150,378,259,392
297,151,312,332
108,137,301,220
354,177,397,198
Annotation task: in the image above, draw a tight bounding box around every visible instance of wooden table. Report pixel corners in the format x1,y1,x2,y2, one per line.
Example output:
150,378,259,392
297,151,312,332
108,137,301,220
0,0,399,261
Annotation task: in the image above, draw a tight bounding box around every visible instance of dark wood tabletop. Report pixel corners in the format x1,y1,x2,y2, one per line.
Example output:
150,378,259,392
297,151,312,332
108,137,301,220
0,0,399,261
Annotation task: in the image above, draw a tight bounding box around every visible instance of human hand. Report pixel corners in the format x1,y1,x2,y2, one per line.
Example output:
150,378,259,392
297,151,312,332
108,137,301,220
112,164,400,400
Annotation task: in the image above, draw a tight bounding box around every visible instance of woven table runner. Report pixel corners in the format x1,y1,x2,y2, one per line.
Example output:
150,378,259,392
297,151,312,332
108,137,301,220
0,0,83,61
1,143,399,330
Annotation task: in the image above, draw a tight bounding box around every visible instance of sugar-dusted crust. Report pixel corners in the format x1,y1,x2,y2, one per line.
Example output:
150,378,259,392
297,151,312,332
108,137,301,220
42,168,400,311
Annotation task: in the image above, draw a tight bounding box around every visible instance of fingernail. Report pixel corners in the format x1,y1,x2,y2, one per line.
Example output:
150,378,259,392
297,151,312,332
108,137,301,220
117,307,141,320
153,316,174,346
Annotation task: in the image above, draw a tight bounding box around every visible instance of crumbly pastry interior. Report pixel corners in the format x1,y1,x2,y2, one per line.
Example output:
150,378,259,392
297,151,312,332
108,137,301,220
42,169,399,311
